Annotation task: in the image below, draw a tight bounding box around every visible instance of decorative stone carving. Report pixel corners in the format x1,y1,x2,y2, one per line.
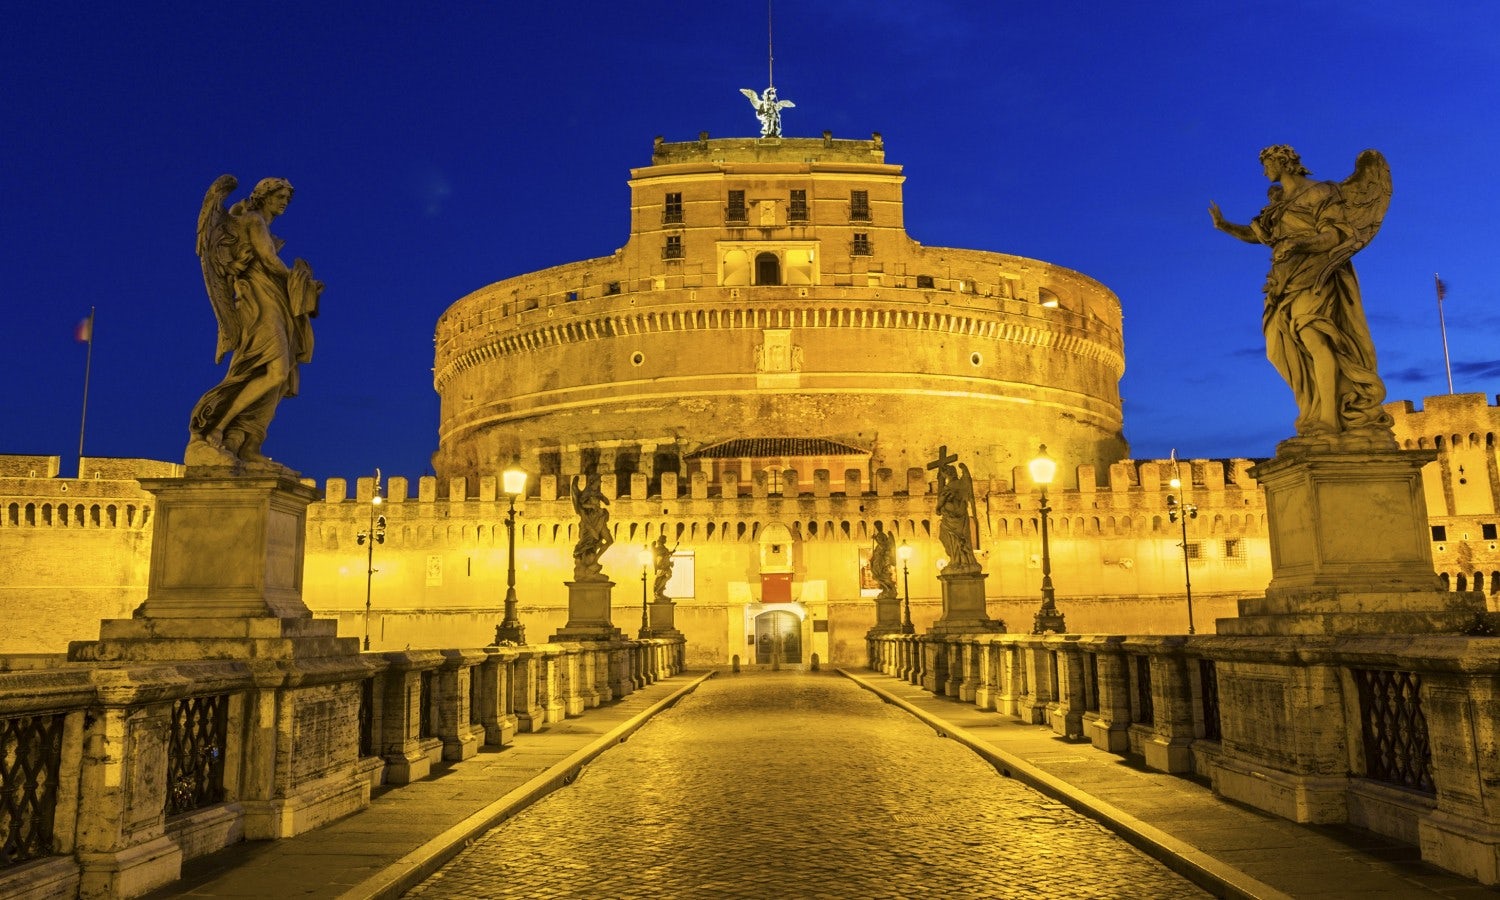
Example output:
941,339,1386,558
739,85,794,138
869,521,896,600
928,446,980,574
186,176,323,472
1211,147,1394,451
651,534,677,601
570,472,613,581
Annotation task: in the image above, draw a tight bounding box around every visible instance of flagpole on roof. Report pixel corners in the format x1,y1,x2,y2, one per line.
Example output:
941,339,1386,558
1435,274,1453,394
77,307,95,478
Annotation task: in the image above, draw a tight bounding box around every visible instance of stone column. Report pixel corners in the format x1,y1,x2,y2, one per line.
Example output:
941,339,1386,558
927,570,1004,635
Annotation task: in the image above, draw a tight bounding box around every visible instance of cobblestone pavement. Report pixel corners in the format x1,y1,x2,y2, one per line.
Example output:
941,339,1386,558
406,671,1208,899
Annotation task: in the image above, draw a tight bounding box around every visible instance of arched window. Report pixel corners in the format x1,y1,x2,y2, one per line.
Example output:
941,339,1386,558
755,252,781,285
1475,572,1485,593
1440,572,1451,590
1457,573,1468,591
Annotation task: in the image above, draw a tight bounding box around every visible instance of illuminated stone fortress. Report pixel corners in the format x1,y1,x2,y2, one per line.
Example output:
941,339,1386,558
4,137,1497,667
432,133,1127,485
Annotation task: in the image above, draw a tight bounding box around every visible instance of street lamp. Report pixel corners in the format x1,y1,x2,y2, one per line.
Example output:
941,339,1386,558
356,468,386,651
638,545,652,638
494,465,528,645
898,540,914,634
1167,465,1199,635
1029,445,1067,634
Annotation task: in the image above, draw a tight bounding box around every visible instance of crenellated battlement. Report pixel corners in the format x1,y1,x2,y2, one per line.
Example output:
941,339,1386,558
1388,393,1500,450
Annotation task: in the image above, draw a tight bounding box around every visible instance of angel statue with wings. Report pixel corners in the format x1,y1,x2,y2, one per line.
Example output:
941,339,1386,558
1210,146,1394,446
185,175,323,470
571,472,614,581
740,85,794,138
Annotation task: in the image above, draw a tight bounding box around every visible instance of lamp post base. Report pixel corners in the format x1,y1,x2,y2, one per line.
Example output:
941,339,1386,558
493,622,526,645
1033,605,1067,635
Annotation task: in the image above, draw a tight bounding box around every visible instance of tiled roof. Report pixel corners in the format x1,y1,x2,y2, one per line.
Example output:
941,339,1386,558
685,438,870,460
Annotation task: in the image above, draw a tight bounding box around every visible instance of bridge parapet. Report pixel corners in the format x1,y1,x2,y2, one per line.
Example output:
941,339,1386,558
867,628,1500,886
0,635,685,900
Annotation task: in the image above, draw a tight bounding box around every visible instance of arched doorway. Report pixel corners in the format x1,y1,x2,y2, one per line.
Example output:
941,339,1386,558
755,252,781,285
754,610,801,664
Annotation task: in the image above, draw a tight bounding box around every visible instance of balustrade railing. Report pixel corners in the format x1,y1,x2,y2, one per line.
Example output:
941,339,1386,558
165,694,228,817
1198,658,1221,742
1353,667,1434,794
0,712,64,867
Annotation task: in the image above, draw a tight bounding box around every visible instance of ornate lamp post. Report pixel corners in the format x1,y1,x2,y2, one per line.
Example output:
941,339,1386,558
898,540,915,634
1167,466,1199,634
638,545,652,638
494,465,528,645
1029,445,1067,634
356,468,386,651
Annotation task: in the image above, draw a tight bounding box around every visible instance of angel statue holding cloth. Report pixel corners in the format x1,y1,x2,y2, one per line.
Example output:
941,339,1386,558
186,175,323,471
1210,146,1394,448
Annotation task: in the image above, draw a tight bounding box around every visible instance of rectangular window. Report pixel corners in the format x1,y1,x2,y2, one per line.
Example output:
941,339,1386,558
726,190,747,223
1432,525,1447,542
916,274,934,289
663,192,683,224
662,235,683,259
788,189,808,222
1184,541,1202,561
850,190,870,221
1484,523,1497,541
1224,538,1246,560
605,281,621,295
852,232,871,255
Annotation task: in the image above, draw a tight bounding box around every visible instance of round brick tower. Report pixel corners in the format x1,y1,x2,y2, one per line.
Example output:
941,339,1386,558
433,134,1127,488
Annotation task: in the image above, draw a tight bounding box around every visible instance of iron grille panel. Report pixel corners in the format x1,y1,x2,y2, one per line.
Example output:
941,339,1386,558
1199,659,1221,741
166,694,228,817
1084,653,1100,712
359,677,375,758
0,713,65,868
1134,655,1155,726
1354,668,1435,794
420,671,437,739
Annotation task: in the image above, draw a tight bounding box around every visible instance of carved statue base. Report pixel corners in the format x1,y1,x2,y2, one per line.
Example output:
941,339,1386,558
1219,447,1486,636
866,595,906,637
645,599,682,638
551,580,626,642
927,571,1004,635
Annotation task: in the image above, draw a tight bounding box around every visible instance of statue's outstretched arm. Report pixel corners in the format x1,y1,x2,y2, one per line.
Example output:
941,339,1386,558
1209,202,1261,244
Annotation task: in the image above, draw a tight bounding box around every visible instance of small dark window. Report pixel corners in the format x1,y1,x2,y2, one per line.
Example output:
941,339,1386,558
663,235,683,259
916,275,934,289
850,190,870,221
788,189,808,222
1184,541,1202,561
1432,525,1447,542
852,233,871,255
566,291,578,302
663,192,683,224
605,281,621,295
726,190,747,223
755,252,781,285
1483,523,1497,541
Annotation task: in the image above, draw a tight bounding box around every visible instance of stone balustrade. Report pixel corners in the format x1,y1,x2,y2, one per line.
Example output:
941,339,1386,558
0,636,684,899
868,631,1500,885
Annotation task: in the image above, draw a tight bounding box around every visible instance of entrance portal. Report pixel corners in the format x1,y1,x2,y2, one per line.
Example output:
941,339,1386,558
754,610,802,665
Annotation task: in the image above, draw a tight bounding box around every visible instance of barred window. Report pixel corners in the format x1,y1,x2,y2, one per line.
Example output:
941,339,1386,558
788,189,808,222
663,235,684,259
1224,538,1246,560
850,190,870,221
852,233,871,256
1184,541,1202,560
726,190,747,223
663,192,683,223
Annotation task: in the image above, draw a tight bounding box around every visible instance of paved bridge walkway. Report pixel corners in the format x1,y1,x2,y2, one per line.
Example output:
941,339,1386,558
150,669,1490,899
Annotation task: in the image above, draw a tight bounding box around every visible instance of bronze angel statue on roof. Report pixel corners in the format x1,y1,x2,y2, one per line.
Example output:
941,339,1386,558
1210,147,1394,447
185,175,323,470
740,85,794,138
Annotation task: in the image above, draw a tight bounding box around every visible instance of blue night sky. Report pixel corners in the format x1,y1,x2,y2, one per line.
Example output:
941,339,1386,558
3,2,1496,484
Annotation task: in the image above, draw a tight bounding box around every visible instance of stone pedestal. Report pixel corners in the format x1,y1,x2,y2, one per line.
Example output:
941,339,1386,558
1220,448,1485,636
64,471,376,893
550,579,625,642
926,571,1003,635
866,594,905,638
647,599,682,638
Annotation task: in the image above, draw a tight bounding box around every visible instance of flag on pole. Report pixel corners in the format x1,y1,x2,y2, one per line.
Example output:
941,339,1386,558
1435,276,1448,301
74,315,93,343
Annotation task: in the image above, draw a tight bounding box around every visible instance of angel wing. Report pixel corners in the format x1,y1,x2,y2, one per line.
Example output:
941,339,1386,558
776,99,796,110
196,174,241,364
1339,149,1391,252
739,87,762,106
1315,149,1391,288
